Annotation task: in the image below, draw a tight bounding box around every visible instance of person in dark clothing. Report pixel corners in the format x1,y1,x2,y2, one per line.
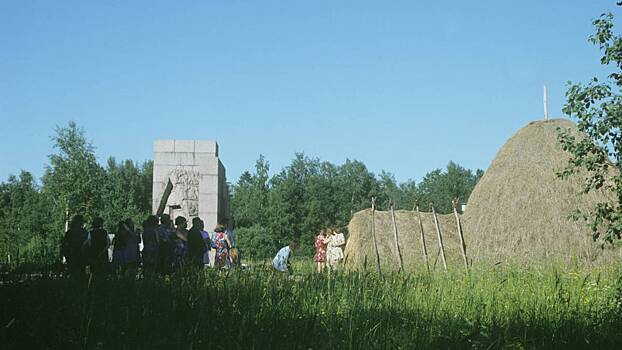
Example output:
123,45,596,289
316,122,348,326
112,221,129,275
88,217,109,277
124,218,140,278
62,214,89,278
141,215,160,277
187,217,207,269
173,216,189,269
157,214,174,274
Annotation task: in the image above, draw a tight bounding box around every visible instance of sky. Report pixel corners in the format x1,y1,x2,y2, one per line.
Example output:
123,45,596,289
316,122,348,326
1,0,619,184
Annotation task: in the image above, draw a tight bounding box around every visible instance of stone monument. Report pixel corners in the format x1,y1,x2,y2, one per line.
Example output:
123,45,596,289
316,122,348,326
152,140,229,231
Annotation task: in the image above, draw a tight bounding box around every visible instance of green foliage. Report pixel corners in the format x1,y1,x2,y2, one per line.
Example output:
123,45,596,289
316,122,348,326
558,8,622,245
41,122,105,247
0,122,152,265
230,155,270,228
231,155,482,258
101,158,153,233
416,162,484,214
235,225,276,259
0,172,52,265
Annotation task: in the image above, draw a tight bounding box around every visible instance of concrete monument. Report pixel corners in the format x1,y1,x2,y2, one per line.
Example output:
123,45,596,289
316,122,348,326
152,140,229,232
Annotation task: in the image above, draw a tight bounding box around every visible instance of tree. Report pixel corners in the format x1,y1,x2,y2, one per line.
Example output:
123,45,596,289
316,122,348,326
377,171,400,210
558,7,622,245
267,154,310,253
230,155,277,258
101,158,153,233
0,123,154,266
230,155,270,228
416,162,483,214
41,122,105,245
332,159,378,222
234,225,275,259
0,171,50,264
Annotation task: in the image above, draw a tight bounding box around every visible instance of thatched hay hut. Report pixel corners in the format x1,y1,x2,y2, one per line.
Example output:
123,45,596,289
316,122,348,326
344,209,464,272
463,119,617,264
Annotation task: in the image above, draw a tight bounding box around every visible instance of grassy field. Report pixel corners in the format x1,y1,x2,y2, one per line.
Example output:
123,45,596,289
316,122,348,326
1,260,621,349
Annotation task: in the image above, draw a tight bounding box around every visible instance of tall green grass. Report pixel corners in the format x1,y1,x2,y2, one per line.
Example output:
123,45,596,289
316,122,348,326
1,262,621,349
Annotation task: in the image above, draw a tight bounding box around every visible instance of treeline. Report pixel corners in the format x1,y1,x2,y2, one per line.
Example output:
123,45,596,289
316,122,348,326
231,155,483,258
0,122,152,266
0,122,483,265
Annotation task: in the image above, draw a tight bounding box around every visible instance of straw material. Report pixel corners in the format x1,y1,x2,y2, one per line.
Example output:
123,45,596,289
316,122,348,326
344,208,464,272
463,119,618,265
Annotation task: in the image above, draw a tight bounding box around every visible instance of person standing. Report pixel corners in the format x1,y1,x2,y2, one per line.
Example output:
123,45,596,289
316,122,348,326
173,216,189,269
62,214,89,278
112,221,129,275
157,214,174,274
225,226,236,251
213,225,232,269
141,215,160,277
187,217,207,269
326,229,344,272
88,217,109,277
225,225,237,267
313,229,329,273
200,226,212,267
124,218,141,278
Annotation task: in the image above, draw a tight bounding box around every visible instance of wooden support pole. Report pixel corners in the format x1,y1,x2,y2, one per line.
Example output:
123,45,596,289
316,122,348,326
452,199,469,271
415,203,430,273
430,203,448,272
63,207,69,265
64,207,69,233
390,201,405,273
544,85,549,121
156,179,174,216
370,197,381,275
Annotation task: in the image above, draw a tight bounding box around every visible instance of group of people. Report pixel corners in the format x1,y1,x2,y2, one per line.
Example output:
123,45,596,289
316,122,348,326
313,228,346,272
62,213,346,277
271,228,346,274
61,213,237,278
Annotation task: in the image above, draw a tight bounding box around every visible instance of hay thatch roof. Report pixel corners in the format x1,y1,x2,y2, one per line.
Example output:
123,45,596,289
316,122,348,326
344,209,466,272
463,119,617,264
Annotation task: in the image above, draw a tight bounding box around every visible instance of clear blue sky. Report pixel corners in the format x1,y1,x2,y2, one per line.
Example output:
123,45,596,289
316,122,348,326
0,1,618,184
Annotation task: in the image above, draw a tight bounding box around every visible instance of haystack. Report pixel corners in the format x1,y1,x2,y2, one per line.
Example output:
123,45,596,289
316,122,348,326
344,209,465,272
463,119,617,264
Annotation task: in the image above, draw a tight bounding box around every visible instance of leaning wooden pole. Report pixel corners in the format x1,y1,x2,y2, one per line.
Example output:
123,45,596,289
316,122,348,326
370,197,382,275
431,203,448,272
415,203,430,273
452,199,469,271
389,201,405,273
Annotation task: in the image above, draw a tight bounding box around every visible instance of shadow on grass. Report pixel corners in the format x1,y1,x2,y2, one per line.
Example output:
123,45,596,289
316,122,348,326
0,273,620,349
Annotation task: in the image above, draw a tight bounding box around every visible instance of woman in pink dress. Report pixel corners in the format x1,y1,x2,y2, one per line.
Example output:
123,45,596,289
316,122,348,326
313,229,329,273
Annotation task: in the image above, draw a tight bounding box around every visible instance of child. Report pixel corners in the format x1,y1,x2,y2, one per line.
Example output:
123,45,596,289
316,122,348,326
272,240,299,273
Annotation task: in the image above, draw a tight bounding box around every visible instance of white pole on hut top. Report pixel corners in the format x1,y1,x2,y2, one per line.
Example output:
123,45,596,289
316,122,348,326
543,85,549,121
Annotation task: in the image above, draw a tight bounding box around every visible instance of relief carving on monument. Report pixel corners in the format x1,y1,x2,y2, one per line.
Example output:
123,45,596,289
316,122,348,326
167,167,200,218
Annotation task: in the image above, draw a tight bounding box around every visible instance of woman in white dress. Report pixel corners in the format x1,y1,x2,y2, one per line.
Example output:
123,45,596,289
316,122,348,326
326,229,344,271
